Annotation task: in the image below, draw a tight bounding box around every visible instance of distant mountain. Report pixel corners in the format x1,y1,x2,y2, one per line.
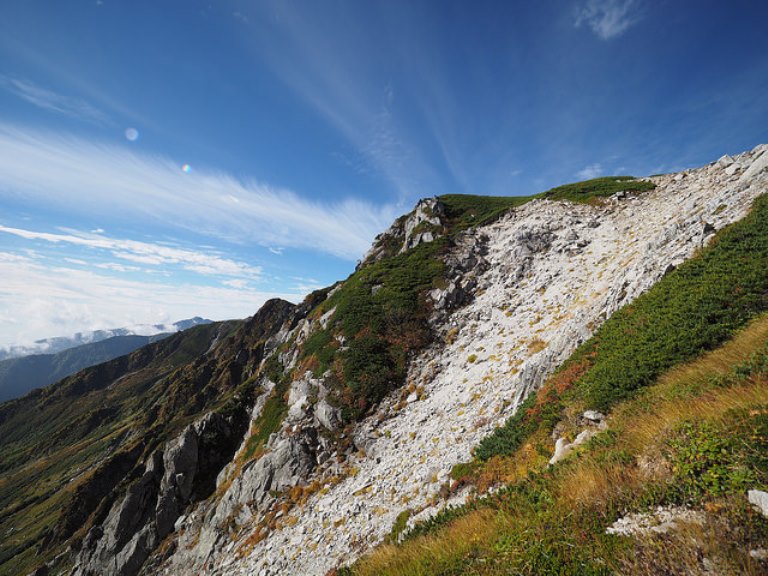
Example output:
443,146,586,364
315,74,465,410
0,317,211,361
0,318,212,402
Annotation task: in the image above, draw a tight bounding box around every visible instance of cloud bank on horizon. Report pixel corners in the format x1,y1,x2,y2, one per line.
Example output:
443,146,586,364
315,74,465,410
0,123,393,347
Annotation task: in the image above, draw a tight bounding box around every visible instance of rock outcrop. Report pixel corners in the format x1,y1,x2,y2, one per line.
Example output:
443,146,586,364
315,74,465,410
72,411,248,576
359,197,446,266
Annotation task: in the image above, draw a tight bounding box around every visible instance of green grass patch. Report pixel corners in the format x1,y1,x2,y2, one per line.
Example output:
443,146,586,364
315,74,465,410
242,383,289,462
541,176,655,203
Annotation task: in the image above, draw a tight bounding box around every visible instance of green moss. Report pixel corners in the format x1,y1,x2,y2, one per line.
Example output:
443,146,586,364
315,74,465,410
386,509,413,544
242,383,288,461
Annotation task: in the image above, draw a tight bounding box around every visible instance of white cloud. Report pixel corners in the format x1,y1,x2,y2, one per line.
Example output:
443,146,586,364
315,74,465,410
0,75,110,124
0,225,262,278
93,262,141,273
64,257,89,266
0,257,299,347
222,279,248,289
0,123,397,260
576,163,604,179
574,0,642,40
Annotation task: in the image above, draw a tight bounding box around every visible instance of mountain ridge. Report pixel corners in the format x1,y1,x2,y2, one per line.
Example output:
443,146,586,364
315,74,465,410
1,144,767,576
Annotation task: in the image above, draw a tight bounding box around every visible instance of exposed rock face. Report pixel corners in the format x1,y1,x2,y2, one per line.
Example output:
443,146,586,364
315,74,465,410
748,489,768,518
401,197,446,253
606,506,706,536
359,197,446,266
69,145,768,576
72,412,248,576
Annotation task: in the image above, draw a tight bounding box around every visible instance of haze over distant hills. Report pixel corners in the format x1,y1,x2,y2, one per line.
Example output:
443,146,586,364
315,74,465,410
0,317,211,402
0,317,211,361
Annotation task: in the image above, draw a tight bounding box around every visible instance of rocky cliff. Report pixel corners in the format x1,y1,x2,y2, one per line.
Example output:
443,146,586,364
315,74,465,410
5,145,768,576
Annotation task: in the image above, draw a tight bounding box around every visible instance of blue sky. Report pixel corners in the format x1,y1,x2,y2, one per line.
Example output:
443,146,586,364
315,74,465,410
0,0,767,347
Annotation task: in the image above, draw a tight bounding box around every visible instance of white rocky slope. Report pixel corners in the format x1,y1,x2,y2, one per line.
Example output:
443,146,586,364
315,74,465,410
158,145,768,576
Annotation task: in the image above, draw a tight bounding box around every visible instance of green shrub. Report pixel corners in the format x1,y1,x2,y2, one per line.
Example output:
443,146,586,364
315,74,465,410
669,409,768,503
579,193,768,411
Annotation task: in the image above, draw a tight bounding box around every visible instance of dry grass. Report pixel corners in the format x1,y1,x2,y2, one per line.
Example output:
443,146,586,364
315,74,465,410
556,315,768,510
354,508,503,576
614,504,768,576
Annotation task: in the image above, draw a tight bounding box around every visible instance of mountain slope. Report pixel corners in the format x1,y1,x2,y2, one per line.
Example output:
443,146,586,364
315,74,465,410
0,305,291,576
188,146,765,576
351,314,768,575
3,145,767,576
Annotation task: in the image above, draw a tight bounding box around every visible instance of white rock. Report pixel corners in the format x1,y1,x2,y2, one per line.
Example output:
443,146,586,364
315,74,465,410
749,489,768,517
582,410,605,423
161,148,768,576
716,154,734,168
741,150,768,182
607,506,704,536
724,163,740,176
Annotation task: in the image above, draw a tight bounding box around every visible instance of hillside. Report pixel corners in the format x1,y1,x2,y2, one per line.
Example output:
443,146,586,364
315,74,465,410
0,335,166,403
1,144,767,576
171,146,762,576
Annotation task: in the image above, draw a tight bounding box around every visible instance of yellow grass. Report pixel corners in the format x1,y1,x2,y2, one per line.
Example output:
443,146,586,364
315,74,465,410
355,508,503,576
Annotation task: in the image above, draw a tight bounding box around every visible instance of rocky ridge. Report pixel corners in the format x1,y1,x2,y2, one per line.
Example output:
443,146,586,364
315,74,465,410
132,144,768,576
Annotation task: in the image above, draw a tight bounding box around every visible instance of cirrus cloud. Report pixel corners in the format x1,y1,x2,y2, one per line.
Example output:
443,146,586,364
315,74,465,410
0,123,397,261
574,0,643,40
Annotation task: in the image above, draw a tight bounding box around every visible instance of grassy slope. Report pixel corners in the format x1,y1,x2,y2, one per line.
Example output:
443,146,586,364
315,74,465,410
352,317,768,575
0,323,235,575
343,193,768,575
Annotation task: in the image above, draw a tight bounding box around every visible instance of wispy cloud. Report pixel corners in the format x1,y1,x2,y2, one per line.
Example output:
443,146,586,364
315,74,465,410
0,225,262,279
576,163,603,179
0,123,397,260
94,262,141,273
0,75,110,124
244,2,435,200
574,0,642,40
222,278,248,289
0,254,299,347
